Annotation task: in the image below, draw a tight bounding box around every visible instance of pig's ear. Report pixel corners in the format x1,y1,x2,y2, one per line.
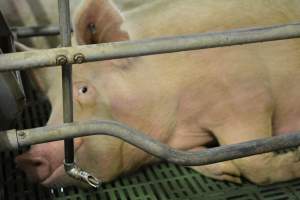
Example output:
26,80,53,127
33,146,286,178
74,0,129,45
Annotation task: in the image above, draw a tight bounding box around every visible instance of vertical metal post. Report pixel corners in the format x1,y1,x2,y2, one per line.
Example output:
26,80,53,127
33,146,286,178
58,0,74,164
57,0,99,188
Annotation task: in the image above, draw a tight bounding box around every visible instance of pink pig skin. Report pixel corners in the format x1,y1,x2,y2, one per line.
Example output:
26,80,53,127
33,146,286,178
14,0,300,187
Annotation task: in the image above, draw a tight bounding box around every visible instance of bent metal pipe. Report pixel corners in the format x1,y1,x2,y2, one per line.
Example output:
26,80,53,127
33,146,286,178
1,22,300,71
1,120,300,166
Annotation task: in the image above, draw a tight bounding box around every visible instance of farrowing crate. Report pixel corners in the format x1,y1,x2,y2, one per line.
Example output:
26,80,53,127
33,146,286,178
2,0,300,199
2,80,300,200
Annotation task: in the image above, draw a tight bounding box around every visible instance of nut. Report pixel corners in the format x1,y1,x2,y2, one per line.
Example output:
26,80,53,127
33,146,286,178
56,55,68,65
18,131,26,139
73,53,85,64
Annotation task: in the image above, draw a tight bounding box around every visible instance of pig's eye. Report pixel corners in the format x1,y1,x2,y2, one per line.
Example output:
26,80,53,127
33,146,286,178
73,81,96,106
79,86,88,94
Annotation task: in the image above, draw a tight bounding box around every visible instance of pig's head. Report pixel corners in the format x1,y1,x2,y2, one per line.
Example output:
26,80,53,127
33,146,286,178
15,0,157,187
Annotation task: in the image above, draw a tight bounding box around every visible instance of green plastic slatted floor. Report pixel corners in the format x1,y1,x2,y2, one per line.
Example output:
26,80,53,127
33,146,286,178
1,79,300,200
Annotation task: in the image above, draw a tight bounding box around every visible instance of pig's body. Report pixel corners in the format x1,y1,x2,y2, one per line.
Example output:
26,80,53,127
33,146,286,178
16,0,300,187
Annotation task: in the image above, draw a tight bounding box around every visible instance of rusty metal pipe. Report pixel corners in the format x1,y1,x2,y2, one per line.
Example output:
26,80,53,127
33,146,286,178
1,120,300,166
1,22,300,71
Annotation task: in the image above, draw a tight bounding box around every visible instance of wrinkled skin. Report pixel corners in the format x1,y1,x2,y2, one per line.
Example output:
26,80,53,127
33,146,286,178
14,0,300,187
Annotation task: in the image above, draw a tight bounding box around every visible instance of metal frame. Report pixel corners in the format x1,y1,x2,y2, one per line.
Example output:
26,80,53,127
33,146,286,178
1,22,300,71
58,0,75,180
57,0,99,187
11,26,62,38
0,0,300,188
1,120,300,165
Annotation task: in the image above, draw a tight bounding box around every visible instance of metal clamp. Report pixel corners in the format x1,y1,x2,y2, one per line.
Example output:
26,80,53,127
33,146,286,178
64,162,100,188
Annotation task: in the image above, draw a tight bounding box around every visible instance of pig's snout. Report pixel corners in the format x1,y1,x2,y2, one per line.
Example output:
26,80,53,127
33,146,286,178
15,155,51,182
15,139,83,186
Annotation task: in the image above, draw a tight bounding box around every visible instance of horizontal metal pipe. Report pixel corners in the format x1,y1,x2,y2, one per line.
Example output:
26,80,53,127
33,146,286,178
1,22,300,71
1,120,300,166
11,26,61,38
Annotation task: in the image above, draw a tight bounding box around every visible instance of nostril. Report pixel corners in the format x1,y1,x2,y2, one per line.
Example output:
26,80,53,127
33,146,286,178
33,160,43,167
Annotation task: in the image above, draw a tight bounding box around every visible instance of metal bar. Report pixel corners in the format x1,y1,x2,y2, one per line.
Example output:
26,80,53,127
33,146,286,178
57,0,99,187
1,120,300,165
1,22,300,71
11,26,61,38
58,0,74,165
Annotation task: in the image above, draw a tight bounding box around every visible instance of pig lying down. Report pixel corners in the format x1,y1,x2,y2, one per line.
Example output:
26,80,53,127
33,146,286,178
15,0,300,187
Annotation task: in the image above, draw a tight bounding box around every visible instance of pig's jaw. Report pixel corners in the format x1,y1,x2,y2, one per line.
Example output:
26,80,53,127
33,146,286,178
41,164,68,187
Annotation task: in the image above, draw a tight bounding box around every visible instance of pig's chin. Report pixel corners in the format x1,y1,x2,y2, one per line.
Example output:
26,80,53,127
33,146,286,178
41,164,69,187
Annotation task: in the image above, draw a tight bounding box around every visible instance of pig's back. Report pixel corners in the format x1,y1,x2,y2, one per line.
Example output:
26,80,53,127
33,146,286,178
124,0,300,39
124,0,300,135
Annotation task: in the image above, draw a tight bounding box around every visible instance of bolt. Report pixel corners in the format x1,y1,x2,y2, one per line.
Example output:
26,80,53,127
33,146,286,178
73,53,85,64
56,55,68,65
18,131,26,139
